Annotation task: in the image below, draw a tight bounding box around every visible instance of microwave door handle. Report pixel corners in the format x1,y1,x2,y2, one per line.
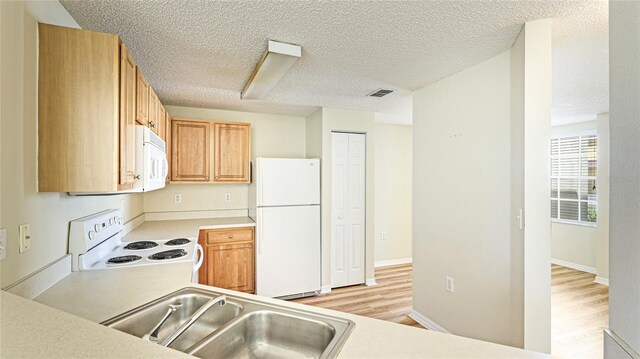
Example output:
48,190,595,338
162,156,169,181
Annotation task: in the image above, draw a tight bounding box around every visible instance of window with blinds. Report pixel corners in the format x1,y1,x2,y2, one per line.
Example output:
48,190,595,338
550,134,597,225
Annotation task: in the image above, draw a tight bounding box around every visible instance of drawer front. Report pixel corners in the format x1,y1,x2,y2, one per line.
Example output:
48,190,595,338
205,227,254,244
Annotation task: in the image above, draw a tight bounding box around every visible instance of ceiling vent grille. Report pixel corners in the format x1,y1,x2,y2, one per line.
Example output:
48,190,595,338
367,89,395,98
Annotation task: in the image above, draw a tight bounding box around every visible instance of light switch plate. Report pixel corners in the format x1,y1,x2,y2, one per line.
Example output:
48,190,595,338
19,223,31,253
0,228,7,260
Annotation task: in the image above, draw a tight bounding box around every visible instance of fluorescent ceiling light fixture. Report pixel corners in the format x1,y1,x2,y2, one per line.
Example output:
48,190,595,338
241,40,301,100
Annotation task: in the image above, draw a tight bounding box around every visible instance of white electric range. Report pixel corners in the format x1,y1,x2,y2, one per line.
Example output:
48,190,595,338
68,209,203,278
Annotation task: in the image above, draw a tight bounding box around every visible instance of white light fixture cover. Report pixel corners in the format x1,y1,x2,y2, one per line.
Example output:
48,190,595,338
241,40,301,100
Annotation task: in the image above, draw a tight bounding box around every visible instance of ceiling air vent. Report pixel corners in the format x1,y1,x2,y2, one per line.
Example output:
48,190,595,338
367,89,395,98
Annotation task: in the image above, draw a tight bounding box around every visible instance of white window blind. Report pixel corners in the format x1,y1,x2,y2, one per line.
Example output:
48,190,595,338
550,134,597,225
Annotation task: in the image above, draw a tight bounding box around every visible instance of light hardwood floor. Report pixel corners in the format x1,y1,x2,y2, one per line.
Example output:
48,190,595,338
290,264,424,329
291,263,608,358
552,264,609,359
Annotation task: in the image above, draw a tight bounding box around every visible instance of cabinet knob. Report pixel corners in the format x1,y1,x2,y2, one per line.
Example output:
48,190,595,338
228,235,234,239
148,121,156,128
134,174,141,180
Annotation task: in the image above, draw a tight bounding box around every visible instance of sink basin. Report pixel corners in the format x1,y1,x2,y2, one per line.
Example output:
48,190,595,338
102,289,243,351
102,287,354,359
189,310,337,359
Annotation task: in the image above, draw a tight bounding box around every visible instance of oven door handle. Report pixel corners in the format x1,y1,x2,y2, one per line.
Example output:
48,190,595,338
194,244,204,273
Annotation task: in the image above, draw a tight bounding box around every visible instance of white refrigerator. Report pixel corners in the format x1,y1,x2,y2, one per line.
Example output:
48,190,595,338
250,158,321,298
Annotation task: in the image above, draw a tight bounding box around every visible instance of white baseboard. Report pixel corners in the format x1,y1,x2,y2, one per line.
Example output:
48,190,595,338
409,309,451,333
5,255,71,299
374,258,412,268
365,278,377,286
594,276,609,286
144,209,249,221
320,285,332,294
551,258,596,274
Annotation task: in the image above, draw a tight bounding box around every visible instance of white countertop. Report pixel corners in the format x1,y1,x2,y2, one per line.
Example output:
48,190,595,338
2,216,546,358
27,264,546,358
1,291,192,359
122,216,255,242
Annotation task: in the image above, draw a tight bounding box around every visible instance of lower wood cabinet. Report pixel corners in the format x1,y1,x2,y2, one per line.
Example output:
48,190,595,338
198,227,255,293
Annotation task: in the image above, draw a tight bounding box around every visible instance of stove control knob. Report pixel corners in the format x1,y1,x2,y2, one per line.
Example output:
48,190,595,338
117,217,123,225
88,231,96,241
109,218,115,225
94,224,102,233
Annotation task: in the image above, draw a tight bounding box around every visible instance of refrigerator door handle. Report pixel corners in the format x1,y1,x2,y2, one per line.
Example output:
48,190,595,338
258,212,263,255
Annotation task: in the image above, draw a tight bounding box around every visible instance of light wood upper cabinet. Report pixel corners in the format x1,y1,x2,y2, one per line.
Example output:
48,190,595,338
148,88,160,134
135,69,149,126
169,119,251,184
198,227,255,293
157,104,166,141
213,122,251,183
165,112,172,183
38,24,170,192
118,43,137,189
38,24,121,192
171,120,210,182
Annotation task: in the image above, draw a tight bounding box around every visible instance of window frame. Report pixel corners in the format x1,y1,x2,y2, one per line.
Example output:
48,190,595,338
550,130,598,228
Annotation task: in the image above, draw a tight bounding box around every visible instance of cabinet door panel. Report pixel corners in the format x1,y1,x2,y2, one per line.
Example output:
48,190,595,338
157,104,166,141
119,44,136,187
171,120,210,181
165,112,171,182
207,243,254,293
148,88,159,134
213,123,250,183
135,69,149,125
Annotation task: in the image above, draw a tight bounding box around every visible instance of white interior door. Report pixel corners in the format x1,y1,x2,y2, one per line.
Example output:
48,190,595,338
331,132,366,288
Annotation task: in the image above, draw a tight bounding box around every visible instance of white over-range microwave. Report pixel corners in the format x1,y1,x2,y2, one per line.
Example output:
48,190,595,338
69,125,167,195
135,125,168,192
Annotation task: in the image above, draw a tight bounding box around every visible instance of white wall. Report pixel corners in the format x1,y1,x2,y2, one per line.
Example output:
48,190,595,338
0,1,144,288
412,19,552,351
143,106,307,213
413,50,522,347
595,113,609,282
520,19,552,353
551,223,597,268
374,124,412,263
609,0,640,354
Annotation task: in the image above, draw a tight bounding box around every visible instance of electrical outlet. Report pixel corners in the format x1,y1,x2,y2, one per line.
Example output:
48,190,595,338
174,193,182,204
0,228,7,260
224,193,232,202
381,231,387,240
446,276,455,293
19,223,31,253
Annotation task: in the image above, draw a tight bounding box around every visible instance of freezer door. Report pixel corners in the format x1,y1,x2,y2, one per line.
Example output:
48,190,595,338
256,205,321,297
257,158,320,206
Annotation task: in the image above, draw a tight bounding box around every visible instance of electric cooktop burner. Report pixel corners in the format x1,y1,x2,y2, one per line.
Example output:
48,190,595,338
123,241,159,250
148,249,187,261
165,238,191,246
107,255,142,264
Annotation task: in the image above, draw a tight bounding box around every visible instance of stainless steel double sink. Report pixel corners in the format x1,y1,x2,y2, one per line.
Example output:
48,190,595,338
102,287,355,358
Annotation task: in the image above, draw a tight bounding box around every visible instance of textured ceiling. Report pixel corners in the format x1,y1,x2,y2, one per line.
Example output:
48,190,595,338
552,1,608,126
60,0,605,124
